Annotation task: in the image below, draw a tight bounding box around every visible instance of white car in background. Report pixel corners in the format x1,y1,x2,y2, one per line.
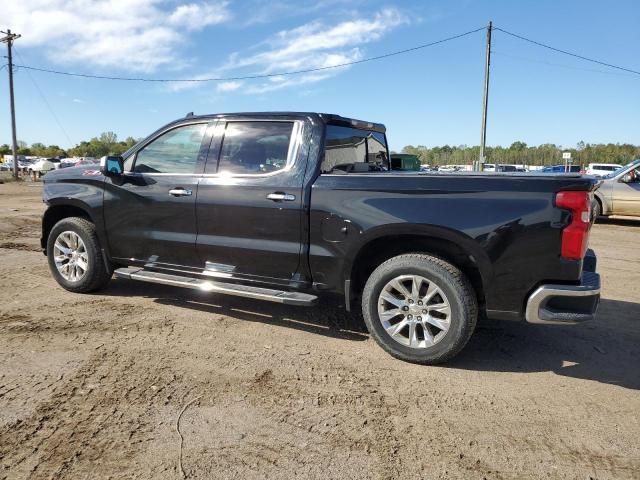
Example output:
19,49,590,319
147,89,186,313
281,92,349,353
586,163,621,177
27,158,55,175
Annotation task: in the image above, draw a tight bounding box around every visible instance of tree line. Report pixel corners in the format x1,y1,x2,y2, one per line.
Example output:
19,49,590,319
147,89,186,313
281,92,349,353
0,132,139,159
401,141,640,166
2,134,639,167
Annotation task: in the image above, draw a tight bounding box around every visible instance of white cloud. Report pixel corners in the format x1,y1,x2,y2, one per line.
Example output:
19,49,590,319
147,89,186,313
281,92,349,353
217,80,244,92
244,73,332,94
240,0,367,26
169,2,230,31
72,98,85,103
218,8,408,93
1,0,231,72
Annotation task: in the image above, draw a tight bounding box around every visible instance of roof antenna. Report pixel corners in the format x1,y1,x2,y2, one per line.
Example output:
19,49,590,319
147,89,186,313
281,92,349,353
185,111,194,117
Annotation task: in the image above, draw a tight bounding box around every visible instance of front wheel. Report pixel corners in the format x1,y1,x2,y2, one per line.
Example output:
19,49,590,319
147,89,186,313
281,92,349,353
46,217,112,293
592,199,602,222
362,254,478,365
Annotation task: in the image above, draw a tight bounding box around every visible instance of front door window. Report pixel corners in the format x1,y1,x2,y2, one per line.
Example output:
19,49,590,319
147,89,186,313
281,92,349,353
134,124,206,174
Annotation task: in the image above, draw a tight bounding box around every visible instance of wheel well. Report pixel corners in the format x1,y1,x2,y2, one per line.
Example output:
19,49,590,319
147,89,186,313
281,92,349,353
42,205,92,250
594,195,604,215
349,235,486,310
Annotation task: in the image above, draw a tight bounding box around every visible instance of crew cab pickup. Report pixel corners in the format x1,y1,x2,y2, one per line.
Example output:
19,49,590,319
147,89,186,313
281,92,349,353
41,112,601,364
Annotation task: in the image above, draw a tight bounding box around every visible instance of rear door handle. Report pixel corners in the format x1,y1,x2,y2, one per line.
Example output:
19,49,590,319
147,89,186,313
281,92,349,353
169,188,192,197
267,192,296,202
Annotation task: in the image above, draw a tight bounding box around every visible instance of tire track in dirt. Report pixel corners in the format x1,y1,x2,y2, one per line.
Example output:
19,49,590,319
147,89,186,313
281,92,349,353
0,344,188,479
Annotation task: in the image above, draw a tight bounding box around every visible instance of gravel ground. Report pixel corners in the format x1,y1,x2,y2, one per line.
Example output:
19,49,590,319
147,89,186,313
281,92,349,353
0,180,638,480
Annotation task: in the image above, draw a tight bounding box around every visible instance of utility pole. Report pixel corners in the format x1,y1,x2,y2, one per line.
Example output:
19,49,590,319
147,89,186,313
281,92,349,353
1,29,21,180
476,21,492,172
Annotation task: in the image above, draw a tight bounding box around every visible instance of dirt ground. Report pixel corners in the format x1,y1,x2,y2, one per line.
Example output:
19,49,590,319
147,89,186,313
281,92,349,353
0,180,638,480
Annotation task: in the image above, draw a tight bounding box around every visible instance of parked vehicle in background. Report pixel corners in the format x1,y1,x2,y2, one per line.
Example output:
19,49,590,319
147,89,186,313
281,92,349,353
46,158,63,170
593,159,640,219
482,164,519,173
41,111,601,365
540,165,582,174
390,154,421,171
18,158,36,170
74,157,98,167
28,158,56,176
586,163,621,177
59,158,77,168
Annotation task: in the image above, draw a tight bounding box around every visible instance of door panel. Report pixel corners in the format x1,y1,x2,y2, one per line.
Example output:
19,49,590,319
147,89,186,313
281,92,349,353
104,174,200,266
611,167,640,216
103,122,211,267
196,120,307,283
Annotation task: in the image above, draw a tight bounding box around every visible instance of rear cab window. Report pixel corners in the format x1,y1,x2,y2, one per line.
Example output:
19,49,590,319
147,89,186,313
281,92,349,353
321,124,389,174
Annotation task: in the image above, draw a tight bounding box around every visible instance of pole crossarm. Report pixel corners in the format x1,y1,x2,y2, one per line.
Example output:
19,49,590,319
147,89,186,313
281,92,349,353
0,32,22,43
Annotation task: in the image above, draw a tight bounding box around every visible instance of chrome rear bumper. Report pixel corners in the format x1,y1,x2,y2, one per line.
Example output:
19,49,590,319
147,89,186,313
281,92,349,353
525,271,601,325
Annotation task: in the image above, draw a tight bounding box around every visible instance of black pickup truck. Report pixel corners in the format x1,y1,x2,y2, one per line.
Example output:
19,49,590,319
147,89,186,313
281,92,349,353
41,112,601,364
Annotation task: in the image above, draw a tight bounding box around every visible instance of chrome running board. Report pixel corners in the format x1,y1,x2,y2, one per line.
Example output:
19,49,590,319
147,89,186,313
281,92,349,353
114,267,317,306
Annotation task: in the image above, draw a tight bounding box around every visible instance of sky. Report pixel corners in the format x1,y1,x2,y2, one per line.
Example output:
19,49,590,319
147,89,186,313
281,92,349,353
1,0,639,151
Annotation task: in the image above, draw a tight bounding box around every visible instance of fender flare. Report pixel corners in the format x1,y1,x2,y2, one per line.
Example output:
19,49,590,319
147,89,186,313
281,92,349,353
41,199,110,263
342,223,493,291
593,189,607,215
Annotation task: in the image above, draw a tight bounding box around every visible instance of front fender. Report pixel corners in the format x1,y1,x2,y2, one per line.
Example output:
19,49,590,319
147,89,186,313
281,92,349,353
41,175,107,254
593,185,610,215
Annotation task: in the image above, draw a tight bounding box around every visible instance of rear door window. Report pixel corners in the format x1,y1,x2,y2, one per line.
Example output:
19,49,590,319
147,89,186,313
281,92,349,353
322,125,389,173
212,121,295,175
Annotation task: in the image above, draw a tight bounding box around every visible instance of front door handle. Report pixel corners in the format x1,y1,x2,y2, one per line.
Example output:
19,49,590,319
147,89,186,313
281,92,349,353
267,192,296,202
169,188,193,197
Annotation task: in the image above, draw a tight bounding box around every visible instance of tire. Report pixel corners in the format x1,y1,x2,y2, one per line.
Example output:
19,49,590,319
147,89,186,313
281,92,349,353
592,199,602,222
46,217,112,293
362,254,477,365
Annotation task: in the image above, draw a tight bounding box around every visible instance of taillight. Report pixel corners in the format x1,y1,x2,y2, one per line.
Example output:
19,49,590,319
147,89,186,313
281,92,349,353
555,191,591,260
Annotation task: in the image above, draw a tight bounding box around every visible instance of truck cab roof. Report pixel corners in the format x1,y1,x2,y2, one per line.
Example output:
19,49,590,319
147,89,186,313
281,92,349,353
179,111,387,133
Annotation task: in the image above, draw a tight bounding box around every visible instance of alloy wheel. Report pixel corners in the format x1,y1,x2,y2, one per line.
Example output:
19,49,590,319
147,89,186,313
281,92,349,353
53,231,89,282
377,274,452,349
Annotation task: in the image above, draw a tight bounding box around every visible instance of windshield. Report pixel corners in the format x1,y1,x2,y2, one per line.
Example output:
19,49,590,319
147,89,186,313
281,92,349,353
605,159,640,178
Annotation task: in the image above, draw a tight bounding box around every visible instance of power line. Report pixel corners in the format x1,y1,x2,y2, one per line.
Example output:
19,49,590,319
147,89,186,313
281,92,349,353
11,26,486,83
494,27,640,76
492,51,638,78
13,47,73,145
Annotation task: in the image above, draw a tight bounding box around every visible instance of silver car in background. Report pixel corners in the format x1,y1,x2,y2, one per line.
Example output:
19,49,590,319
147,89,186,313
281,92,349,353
593,159,640,219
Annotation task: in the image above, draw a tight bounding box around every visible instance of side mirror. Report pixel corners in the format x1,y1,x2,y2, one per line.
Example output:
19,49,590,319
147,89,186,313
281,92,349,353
619,173,633,183
100,155,124,176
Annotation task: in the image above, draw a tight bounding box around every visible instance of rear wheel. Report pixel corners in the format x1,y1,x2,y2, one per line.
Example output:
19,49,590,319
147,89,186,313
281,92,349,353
46,217,112,293
362,254,477,364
